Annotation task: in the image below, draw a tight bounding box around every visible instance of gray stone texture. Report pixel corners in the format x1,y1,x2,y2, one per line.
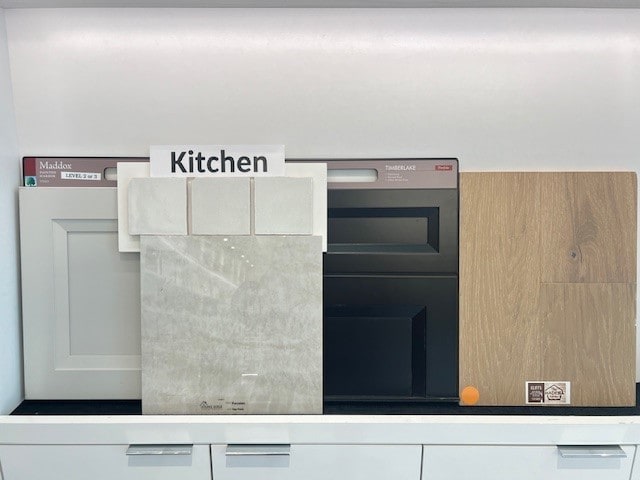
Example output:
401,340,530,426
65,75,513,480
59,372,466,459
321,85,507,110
140,235,323,415
191,177,251,235
128,177,187,235
254,177,313,235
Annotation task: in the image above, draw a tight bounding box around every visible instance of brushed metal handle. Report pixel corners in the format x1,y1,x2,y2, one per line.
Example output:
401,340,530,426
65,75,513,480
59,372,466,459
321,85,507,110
126,444,193,456
557,445,626,459
226,444,291,456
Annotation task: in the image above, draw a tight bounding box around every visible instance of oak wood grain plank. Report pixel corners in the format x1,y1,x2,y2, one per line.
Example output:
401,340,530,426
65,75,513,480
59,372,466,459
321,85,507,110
540,283,636,407
459,172,542,406
541,172,637,283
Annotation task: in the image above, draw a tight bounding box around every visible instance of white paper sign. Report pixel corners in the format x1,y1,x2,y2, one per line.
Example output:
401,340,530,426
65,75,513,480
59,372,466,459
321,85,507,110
150,145,285,177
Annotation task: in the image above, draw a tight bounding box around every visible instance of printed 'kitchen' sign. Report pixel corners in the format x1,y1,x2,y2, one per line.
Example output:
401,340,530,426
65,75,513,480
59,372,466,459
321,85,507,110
150,145,285,177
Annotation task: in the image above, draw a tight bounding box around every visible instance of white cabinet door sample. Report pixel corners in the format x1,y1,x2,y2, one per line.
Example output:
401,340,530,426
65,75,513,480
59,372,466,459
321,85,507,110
211,444,422,480
422,445,636,480
0,445,211,480
19,187,141,399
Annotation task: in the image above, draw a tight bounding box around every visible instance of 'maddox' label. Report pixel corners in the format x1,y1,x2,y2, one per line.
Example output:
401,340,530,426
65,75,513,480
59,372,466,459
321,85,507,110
526,381,571,405
22,157,144,187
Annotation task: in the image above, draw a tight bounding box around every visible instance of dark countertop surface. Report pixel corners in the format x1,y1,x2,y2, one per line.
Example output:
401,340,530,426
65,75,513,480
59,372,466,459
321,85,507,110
11,384,640,416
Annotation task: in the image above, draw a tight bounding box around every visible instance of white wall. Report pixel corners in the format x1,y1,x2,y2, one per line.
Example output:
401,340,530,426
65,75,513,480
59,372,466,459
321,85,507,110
5,8,640,167
0,8,22,415
3,8,640,380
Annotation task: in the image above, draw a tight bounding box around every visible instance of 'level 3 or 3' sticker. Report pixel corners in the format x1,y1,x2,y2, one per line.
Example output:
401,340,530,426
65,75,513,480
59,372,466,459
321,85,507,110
526,381,571,405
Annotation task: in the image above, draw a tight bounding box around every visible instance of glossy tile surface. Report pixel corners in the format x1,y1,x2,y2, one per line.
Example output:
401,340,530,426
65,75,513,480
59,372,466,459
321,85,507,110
190,177,251,235
254,177,313,235
140,235,323,414
128,177,187,235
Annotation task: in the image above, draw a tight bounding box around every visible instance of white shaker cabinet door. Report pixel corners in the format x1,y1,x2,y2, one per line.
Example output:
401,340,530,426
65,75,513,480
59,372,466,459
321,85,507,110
0,445,211,480
19,187,141,399
422,445,636,480
211,444,422,480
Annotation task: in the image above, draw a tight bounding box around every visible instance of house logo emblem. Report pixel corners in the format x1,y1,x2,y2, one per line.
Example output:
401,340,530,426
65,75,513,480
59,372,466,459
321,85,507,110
545,384,565,402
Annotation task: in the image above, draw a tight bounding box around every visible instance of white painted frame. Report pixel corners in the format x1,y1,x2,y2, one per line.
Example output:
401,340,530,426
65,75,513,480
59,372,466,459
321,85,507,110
19,188,141,399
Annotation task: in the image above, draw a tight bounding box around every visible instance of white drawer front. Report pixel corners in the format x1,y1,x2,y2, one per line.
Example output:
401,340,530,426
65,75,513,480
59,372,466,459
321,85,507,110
423,445,636,480
0,444,211,480
211,444,422,480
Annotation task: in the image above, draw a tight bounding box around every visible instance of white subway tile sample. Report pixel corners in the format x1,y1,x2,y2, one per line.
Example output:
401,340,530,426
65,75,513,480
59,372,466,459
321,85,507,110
191,177,250,235
141,235,323,415
117,162,150,252
128,177,187,235
285,162,328,251
254,177,313,235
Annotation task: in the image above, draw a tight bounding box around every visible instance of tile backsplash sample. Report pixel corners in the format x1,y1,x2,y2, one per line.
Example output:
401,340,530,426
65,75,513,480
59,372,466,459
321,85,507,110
128,177,187,235
117,161,150,252
254,177,313,235
190,177,251,235
285,163,328,250
140,235,323,414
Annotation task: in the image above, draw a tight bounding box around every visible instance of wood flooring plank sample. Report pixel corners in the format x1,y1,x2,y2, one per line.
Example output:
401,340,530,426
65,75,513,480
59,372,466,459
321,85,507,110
540,283,636,406
460,171,636,407
541,172,637,283
459,172,542,405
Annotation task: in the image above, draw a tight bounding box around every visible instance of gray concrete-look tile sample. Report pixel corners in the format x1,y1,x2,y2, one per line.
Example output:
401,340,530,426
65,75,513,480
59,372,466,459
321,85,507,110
140,235,323,415
128,177,187,235
254,177,313,235
191,177,250,235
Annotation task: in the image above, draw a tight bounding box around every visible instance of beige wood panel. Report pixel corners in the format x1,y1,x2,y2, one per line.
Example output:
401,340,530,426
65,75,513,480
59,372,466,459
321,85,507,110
541,172,637,283
459,172,542,406
541,283,636,406
460,171,636,407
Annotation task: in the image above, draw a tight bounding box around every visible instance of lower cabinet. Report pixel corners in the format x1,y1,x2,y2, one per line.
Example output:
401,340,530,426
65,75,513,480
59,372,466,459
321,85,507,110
0,443,422,480
0,444,212,480
210,444,423,480
1,443,636,480
422,445,637,480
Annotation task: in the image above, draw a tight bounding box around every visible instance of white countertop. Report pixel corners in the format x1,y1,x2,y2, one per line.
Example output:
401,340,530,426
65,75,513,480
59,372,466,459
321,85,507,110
2,414,640,445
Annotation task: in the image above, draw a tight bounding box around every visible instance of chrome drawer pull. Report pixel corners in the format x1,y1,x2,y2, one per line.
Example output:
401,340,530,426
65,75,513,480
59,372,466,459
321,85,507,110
557,445,626,459
226,445,291,456
126,444,193,456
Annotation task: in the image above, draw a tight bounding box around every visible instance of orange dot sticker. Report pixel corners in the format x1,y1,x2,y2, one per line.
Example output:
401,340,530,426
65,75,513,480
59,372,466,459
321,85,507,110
461,386,480,406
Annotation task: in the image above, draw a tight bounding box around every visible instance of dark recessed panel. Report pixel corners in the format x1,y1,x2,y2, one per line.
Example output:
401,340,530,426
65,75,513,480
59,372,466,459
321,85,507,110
324,305,426,397
324,275,458,401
